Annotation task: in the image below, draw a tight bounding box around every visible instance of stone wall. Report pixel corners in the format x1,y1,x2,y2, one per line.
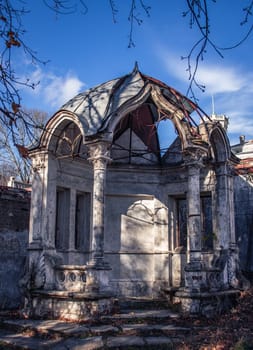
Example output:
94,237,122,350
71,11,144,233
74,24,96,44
0,187,30,231
234,175,253,276
0,187,30,309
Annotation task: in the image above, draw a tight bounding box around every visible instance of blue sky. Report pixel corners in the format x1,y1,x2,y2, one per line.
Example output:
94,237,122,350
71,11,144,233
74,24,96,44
15,0,253,146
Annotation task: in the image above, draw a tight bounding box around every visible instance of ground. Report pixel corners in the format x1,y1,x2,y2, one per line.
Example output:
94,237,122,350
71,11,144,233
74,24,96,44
175,288,253,350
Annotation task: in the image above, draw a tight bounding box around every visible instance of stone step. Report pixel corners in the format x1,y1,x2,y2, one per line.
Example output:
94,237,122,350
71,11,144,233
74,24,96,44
0,329,104,350
117,297,169,311
105,335,181,349
0,307,185,349
0,315,185,338
102,308,180,323
0,319,122,339
0,328,183,349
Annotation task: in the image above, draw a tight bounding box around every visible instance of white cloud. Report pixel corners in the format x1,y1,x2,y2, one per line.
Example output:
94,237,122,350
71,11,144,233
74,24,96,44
160,50,247,95
215,93,253,137
44,73,84,107
157,48,253,141
22,67,85,109
195,66,246,94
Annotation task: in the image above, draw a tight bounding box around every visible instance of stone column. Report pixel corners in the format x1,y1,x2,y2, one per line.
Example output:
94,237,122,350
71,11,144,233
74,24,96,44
86,141,112,293
186,160,202,268
184,151,205,291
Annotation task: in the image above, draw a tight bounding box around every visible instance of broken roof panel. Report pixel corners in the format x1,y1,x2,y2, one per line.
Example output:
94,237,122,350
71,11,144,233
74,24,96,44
59,65,205,137
61,77,121,135
54,64,211,148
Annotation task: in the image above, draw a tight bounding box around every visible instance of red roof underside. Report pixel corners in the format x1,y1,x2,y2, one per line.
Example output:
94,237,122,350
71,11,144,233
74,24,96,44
114,104,160,155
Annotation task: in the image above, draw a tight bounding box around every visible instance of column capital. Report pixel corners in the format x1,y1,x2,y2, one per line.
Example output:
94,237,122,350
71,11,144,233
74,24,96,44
87,141,111,169
183,148,206,169
32,154,46,173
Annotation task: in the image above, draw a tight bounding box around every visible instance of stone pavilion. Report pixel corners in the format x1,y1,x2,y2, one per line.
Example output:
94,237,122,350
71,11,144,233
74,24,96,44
26,65,240,319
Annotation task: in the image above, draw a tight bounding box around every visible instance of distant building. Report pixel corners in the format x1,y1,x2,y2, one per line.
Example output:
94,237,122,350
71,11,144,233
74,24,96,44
6,177,31,191
205,114,229,132
232,136,253,178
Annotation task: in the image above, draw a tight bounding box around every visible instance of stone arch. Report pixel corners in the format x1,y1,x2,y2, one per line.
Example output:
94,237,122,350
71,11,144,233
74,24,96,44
209,126,231,162
39,110,88,154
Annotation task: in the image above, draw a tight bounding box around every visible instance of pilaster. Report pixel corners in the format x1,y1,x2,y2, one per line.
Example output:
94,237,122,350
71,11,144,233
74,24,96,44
69,188,77,251
29,152,46,248
214,162,239,288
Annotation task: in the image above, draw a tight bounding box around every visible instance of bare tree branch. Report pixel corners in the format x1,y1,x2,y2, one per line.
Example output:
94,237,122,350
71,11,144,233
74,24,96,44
43,0,88,15
0,109,49,183
109,0,118,23
0,0,252,147
0,0,48,145
127,0,151,48
181,0,253,101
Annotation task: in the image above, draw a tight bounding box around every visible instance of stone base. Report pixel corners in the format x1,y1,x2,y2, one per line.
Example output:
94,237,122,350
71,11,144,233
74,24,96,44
173,289,240,317
30,290,116,321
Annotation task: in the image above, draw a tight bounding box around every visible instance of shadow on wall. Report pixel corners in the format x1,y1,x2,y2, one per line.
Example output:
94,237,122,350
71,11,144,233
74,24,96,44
104,195,169,297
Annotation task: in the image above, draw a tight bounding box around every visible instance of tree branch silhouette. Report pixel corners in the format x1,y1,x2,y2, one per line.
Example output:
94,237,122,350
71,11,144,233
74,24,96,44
0,0,252,145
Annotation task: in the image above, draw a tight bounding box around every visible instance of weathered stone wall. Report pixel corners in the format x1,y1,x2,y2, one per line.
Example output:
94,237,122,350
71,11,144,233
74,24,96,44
234,175,253,275
0,188,30,231
0,188,30,309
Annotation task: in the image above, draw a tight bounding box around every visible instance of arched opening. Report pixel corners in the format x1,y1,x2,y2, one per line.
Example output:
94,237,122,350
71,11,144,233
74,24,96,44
111,101,182,165
54,121,87,159
46,119,88,160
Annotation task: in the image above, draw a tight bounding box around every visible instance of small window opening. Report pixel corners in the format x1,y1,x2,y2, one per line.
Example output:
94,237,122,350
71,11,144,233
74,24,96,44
55,187,70,250
75,192,91,251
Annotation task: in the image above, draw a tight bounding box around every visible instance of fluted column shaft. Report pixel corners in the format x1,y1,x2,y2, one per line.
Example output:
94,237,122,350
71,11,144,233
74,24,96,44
187,162,202,268
87,141,111,266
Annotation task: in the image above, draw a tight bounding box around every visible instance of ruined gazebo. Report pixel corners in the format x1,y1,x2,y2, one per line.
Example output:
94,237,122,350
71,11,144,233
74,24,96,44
26,65,240,319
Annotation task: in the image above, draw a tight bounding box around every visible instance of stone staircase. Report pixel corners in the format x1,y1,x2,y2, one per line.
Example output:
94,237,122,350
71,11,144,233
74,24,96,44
0,298,193,349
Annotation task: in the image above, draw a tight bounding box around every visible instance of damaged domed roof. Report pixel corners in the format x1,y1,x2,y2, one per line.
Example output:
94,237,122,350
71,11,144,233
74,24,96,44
60,63,198,137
